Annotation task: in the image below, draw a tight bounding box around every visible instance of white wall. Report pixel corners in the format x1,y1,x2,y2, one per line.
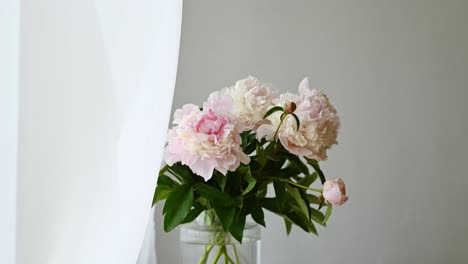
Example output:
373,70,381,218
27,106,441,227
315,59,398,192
0,0,19,263
155,1,468,263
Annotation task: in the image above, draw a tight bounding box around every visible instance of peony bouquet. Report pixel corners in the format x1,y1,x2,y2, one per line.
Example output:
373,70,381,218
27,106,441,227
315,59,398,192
153,76,347,263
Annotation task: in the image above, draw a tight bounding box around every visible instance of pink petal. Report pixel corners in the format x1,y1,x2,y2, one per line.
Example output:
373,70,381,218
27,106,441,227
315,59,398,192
298,77,310,95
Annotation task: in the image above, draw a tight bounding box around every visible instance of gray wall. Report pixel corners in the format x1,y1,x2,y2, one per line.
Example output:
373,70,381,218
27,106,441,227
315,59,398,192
156,1,468,263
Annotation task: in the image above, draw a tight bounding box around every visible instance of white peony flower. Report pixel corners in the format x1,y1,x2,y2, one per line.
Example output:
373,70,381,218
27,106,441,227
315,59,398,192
223,76,276,131
257,78,340,160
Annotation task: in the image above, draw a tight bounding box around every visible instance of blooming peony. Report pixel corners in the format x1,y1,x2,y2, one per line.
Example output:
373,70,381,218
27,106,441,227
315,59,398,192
221,76,275,131
257,78,340,160
164,102,250,180
203,91,236,122
322,178,348,206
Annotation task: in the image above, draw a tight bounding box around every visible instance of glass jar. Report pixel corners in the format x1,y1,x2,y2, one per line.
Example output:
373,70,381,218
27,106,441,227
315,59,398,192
180,210,261,264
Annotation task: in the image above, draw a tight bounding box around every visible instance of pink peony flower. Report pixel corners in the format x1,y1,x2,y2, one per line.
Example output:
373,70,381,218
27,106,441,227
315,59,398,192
257,78,340,160
164,102,250,180
322,178,348,206
203,91,236,121
195,109,227,135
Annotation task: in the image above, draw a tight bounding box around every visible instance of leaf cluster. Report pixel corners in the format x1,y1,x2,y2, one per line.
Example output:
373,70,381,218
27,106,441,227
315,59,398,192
153,133,333,243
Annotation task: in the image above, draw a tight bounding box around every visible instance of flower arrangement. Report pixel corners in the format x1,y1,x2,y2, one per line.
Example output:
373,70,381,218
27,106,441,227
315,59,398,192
153,76,348,263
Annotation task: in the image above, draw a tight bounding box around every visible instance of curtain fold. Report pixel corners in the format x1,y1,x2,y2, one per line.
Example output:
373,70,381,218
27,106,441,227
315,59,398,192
16,1,182,263
0,0,19,263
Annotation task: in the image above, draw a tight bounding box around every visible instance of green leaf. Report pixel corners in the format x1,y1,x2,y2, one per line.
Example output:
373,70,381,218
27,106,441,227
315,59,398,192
262,198,317,235
241,131,250,149
240,167,257,196
260,198,281,214
280,165,301,178
284,212,308,232
241,131,256,149
310,207,325,226
263,106,284,119
158,165,170,177
304,158,326,184
226,170,242,195
323,202,333,224
255,144,268,168
286,154,309,175
214,207,236,231
264,141,277,156
195,196,210,208
194,183,236,207
264,142,281,161
170,163,195,183
163,184,194,232
251,208,266,227
241,132,258,154
262,186,321,236
298,172,318,187
287,211,318,235
287,187,309,219
273,182,288,212
217,173,227,192
244,141,258,155
229,209,246,243
182,206,204,224
291,113,301,131
152,185,173,206
157,174,179,187
307,219,318,235
255,183,268,198
306,194,322,204
242,195,260,210
284,218,293,235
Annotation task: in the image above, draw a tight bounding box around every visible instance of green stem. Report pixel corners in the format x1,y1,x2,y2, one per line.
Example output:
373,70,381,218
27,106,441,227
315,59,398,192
222,246,236,264
264,176,322,193
232,244,240,264
198,244,215,264
273,113,287,141
211,245,224,264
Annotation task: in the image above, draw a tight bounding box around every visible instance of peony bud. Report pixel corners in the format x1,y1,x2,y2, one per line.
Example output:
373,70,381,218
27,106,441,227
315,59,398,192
322,178,348,206
284,102,296,113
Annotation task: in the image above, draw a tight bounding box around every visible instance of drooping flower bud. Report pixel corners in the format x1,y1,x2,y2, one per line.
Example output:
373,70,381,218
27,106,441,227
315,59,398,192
284,101,296,113
322,178,348,206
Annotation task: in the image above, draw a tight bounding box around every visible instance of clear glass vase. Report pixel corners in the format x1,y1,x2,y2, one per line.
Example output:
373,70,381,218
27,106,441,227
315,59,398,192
180,210,261,264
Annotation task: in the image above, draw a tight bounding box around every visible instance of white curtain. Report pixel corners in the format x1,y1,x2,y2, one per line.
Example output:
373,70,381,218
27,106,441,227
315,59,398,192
1,0,182,263
0,0,19,263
